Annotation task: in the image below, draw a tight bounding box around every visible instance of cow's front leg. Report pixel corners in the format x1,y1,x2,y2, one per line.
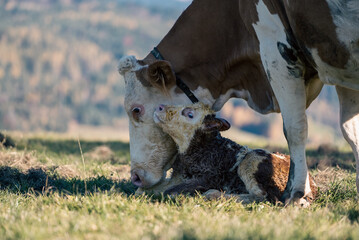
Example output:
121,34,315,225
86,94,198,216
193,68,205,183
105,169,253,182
269,73,311,205
336,86,359,193
252,3,311,205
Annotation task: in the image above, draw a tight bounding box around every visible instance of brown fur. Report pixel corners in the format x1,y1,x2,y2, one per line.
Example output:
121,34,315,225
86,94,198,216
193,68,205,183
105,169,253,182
250,150,317,202
164,130,248,195
141,0,279,113
137,0,341,113
163,127,317,203
153,108,317,203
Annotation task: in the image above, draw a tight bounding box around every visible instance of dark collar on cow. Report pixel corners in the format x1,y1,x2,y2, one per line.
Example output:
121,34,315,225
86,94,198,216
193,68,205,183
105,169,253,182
151,47,199,104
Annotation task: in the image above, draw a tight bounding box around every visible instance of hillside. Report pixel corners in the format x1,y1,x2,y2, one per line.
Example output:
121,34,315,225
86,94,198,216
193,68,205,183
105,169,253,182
0,0,343,144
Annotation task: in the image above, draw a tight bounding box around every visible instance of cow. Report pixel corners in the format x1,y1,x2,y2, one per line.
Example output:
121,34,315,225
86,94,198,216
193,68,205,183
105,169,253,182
118,0,359,205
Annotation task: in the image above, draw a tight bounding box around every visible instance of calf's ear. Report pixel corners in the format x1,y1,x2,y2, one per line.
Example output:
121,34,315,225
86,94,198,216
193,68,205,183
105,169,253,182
203,117,231,132
135,60,176,95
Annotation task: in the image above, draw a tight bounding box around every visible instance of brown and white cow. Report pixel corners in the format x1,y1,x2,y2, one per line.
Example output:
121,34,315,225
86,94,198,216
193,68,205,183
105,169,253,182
119,0,359,204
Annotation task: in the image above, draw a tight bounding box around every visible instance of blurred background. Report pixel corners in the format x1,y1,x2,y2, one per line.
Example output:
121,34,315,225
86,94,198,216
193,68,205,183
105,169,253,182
0,0,345,146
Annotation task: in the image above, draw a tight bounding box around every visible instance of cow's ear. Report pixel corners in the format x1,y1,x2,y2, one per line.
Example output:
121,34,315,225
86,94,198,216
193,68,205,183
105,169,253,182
136,60,176,95
202,116,231,132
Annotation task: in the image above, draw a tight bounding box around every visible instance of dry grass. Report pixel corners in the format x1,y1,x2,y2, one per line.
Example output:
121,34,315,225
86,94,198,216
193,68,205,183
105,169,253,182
0,135,358,239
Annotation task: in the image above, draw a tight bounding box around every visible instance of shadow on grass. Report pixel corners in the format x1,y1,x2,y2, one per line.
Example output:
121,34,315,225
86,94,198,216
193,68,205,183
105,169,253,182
16,138,129,156
0,166,137,195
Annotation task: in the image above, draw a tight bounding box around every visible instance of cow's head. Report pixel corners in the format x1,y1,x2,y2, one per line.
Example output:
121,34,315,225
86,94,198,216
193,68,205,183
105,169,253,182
118,56,186,188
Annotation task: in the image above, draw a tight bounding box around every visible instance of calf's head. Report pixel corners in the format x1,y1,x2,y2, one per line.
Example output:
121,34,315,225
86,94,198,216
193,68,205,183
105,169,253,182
154,103,230,153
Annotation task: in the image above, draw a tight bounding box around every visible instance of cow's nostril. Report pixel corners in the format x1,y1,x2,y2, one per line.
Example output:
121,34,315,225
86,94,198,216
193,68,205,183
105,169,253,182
131,173,143,187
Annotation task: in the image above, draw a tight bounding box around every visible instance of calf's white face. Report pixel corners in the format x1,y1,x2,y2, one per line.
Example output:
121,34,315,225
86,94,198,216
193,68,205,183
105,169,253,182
154,103,230,153
154,103,213,153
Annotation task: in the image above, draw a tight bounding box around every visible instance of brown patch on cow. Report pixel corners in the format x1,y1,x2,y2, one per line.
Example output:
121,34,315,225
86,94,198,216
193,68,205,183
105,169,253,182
139,0,335,114
135,68,152,87
142,0,278,114
283,0,350,68
135,60,177,95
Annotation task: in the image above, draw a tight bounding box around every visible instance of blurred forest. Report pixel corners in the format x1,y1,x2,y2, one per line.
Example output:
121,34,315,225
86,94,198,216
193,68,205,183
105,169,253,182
0,0,343,144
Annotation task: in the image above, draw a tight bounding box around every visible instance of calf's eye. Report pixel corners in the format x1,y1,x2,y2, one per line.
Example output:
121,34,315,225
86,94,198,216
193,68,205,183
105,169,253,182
182,108,195,119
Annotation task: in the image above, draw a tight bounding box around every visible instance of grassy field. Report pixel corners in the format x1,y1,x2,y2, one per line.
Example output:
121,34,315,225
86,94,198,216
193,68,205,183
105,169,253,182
0,135,358,240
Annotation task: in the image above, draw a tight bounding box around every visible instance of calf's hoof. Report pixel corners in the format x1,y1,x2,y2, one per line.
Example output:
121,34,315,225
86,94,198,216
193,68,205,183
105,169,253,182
135,188,145,195
282,190,312,208
203,189,223,200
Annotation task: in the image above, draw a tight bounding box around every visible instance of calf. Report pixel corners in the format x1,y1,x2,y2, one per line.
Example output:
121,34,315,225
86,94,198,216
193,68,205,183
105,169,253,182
142,103,317,204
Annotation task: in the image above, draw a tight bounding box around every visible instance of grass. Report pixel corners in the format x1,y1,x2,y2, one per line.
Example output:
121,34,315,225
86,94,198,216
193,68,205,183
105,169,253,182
0,135,358,239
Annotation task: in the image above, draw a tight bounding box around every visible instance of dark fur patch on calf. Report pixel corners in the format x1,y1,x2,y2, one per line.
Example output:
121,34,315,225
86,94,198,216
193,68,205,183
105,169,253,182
173,131,248,194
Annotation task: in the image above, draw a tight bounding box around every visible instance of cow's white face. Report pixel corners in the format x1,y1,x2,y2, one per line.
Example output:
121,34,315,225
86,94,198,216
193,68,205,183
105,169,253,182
119,56,217,188
119,56,177,188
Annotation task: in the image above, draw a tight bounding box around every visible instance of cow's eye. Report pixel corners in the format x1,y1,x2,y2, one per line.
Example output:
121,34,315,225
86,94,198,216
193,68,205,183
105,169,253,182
131,105,144,121
188,113,193,119
132,107,141,114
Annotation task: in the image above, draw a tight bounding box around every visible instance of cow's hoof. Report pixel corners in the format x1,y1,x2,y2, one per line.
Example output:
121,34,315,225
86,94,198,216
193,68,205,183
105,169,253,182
118,55,137,75
203,189,222,200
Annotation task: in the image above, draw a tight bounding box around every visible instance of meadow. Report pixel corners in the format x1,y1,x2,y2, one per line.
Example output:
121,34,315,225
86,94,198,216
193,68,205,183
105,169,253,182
0,135,358,240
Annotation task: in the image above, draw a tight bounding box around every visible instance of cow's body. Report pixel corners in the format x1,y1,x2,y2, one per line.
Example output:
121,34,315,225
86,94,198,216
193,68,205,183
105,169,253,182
119,0,359,204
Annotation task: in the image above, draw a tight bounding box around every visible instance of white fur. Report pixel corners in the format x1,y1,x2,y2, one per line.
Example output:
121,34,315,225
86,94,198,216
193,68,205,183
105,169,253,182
121,57,177,186
253,0,311,200
336,86,359,193
326,0,359,51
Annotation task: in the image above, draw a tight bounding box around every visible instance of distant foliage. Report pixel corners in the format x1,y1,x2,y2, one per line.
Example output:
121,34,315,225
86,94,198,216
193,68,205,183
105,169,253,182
0,0,184,131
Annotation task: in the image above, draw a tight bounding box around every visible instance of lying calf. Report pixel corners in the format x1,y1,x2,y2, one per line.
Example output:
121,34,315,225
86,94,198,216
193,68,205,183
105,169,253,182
142,103,317,204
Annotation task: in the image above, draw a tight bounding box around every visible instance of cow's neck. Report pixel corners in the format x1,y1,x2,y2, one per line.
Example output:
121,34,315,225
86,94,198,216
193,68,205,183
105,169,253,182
143,0,277,113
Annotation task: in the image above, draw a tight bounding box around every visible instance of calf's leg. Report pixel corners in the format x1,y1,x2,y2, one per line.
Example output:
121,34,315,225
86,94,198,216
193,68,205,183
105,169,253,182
336,86,359,193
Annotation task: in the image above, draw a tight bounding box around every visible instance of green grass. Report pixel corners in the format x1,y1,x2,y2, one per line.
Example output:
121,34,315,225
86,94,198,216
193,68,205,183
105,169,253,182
0,136,358,239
